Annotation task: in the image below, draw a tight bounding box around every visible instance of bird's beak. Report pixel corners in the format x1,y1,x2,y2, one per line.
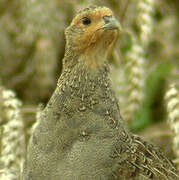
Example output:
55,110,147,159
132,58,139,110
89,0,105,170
102,16,122,31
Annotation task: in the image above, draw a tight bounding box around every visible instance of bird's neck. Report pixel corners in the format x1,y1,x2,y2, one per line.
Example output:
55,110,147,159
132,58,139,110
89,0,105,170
63,44,109,71
49,57,123,130
47,53,112,113
59,56,110,99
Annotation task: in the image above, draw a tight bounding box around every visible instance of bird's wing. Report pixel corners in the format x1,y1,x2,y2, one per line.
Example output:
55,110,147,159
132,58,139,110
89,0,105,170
112,135,179,180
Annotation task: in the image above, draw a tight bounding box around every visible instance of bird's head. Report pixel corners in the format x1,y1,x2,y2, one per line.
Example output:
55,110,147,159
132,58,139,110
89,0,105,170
65,6,121,69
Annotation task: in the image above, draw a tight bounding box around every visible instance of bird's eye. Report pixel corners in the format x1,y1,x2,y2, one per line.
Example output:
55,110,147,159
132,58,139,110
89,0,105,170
82,17,91,25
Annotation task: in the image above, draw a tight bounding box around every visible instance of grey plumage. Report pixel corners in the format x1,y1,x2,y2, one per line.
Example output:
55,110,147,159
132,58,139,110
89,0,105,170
22,6,179,180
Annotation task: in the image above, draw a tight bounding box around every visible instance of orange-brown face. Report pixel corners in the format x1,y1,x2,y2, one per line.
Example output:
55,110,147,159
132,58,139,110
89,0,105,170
65,6,121,54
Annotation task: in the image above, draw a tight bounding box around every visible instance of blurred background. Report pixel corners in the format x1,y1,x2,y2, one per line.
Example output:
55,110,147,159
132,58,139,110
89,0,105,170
0,0,179,178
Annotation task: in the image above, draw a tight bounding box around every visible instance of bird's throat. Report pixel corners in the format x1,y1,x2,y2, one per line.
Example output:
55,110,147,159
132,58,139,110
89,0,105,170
78,44,108,70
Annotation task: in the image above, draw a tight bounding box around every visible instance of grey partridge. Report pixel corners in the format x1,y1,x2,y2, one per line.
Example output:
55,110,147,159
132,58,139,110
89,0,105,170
22,6,179,180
